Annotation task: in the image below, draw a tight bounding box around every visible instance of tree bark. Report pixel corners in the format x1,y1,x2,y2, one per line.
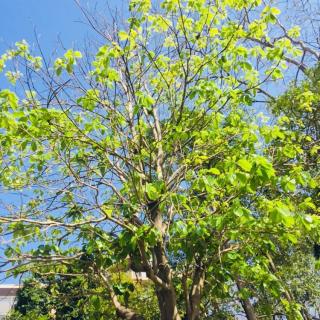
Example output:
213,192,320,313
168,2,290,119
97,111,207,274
115,305,145,320
99,271,145,320
188,263,205,320
153,242,181,320
236,279,257,320
147,200,181,320
156,286,181,320
239,298,258,320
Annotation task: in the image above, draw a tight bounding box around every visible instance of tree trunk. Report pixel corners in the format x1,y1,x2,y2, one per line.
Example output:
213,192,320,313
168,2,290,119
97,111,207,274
115,307,145,320
240,298,258,320
188,264,205,320
156,286,181,320
236,279,257,320
147,201,181,320
153,242,181,320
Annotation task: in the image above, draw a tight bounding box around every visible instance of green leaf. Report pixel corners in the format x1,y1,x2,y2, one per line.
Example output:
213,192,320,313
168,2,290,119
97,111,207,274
285,233,298,244
237,159,252,172
119,31,129,41
146,183,160,200
208,168,221,175
270,7,281,15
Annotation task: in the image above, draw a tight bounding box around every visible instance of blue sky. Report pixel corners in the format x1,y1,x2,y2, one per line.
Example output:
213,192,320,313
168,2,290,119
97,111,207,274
0,0,120,56
1,0,83,52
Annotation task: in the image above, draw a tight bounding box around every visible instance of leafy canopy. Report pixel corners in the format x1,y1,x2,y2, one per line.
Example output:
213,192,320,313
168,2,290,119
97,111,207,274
0,0,318,319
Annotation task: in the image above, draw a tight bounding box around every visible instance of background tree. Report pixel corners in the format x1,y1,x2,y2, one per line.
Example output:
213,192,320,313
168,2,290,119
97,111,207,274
7,271,159,320
0,0,319,319
256,63,320,320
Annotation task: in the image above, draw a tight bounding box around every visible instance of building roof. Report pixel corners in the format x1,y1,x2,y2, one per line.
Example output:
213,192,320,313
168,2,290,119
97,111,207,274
0,285,20,296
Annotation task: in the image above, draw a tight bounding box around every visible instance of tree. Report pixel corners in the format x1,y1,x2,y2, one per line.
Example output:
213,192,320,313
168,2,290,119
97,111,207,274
7,268,159,319
260,63,320,319
8,277,91,320
0,0,319,319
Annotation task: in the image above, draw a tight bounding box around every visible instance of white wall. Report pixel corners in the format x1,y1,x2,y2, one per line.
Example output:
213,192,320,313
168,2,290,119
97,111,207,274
0,295,15,318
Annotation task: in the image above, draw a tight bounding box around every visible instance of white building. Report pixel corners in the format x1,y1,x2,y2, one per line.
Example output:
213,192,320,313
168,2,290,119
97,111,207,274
127,270,148,281
0,285,19,319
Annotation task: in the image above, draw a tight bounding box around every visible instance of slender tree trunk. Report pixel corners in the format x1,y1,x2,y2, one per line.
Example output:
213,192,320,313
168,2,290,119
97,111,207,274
239,298,258,320
236,279,257,320
99,271,145,320
148,201,181,320
115,306,145,320
188,263,205,320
